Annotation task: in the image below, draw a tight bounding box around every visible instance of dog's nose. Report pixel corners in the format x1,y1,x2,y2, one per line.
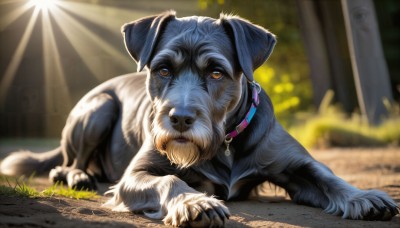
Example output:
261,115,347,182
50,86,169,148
169,107,196,132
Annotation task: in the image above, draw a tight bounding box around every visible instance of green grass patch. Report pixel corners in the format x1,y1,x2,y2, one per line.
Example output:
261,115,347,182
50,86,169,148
0,175,40,198
0,183,39,198
42,182,98,200
0,175,98,200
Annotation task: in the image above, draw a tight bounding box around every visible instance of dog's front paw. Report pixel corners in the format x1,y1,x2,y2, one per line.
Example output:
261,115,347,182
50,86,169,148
66,169,96,190
49,166,68,184
347,190,399,220
328,190,399,221
163,193,230,227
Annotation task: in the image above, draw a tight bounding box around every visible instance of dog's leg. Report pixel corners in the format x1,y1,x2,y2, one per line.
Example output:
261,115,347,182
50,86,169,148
49,93,118,190
261,122,399,220
285,161,399,220
104,140,230,227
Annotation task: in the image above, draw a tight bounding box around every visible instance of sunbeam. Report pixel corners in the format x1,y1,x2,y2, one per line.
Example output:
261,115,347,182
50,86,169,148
51,6,132,81
42,7,72,120
0,7,40,104
56,0,150,32
1,0,146,136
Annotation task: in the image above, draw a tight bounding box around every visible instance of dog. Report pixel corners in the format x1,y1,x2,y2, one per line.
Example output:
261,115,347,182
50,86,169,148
1,11,399,227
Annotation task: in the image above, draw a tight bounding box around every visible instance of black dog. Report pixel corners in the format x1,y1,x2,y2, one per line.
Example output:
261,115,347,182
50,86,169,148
1,11,398,227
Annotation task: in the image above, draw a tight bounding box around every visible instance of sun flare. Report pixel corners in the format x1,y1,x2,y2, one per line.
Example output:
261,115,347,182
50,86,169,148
29,0,58,11
1,0,133,109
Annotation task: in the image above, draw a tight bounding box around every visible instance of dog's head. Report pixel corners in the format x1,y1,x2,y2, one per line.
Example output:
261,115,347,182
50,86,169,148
122,11,276,168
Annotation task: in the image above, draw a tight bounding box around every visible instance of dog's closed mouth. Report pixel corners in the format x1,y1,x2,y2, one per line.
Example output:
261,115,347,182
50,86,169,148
174,136,190,143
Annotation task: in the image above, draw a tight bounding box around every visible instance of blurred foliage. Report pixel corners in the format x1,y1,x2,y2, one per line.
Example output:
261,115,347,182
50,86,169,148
198,0,313,127
290,110,400,149
289,91,400,149
254,65,312,127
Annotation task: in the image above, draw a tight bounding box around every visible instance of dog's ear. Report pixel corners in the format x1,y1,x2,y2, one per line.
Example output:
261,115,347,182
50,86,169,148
220,14,276,82
122,11,176,72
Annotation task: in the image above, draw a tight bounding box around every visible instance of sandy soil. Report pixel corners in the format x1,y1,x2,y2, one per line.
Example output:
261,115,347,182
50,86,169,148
0,146,399,227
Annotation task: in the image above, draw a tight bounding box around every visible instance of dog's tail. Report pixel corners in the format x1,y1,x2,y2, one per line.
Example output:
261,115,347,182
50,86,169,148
0,147,63,176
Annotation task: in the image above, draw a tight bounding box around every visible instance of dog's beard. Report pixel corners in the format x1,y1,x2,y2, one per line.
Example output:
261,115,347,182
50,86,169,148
152,124,210,168
152,113,224,168
163,141,200,168
153,129,204,168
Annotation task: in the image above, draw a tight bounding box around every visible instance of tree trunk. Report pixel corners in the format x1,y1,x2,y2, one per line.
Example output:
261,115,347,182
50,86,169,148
296,0,332,109
341,0,393,124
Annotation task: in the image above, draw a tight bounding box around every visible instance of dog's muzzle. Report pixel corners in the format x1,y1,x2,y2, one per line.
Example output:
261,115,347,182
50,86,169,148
152,99,216,168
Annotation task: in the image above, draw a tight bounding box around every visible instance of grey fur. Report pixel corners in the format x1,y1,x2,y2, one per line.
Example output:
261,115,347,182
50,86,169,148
1,11,398,227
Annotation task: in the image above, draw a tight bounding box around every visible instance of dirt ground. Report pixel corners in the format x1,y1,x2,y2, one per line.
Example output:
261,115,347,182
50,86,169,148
0,145,399,227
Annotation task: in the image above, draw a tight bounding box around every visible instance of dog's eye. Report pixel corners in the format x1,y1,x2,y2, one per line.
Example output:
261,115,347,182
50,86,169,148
158,68,171,78
210,71,223,80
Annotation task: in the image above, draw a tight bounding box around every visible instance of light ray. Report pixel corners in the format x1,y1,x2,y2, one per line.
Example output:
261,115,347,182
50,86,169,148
51,6,132,81
0,1,33,31
0,7,40,104
41,7,72,119
56,1,150,33
29,0,58,11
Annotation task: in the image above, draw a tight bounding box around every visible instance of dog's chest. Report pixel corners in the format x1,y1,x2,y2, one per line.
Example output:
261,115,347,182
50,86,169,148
193,149,260,200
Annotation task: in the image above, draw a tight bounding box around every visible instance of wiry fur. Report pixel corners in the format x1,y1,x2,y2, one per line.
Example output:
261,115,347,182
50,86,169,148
1,11,398,227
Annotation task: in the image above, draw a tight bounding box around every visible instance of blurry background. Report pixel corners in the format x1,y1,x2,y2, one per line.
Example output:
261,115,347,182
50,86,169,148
0,0,399,148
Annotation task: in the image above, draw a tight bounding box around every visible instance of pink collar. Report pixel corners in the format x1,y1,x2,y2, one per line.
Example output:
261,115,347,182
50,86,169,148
224,81,261,156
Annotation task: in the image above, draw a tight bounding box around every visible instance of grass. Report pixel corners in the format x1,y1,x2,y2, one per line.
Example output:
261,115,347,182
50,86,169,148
41,182,98,200
0,182,39,198
0,174,98,200
0,174,39,198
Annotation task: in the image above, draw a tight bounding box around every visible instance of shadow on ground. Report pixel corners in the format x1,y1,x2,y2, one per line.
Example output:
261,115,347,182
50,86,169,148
0,142,399,227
